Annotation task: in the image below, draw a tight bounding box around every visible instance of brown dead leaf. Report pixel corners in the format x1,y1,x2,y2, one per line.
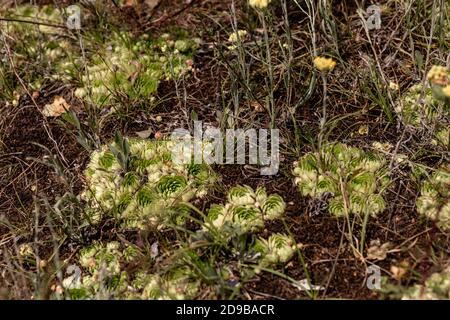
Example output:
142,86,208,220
125,0,160,10
42,96,71,117
135,129,152,139
250,100,264,112
144,0,161,10
390,261,409,281
154,131,162,139
367,240,392,261
128,60,142,84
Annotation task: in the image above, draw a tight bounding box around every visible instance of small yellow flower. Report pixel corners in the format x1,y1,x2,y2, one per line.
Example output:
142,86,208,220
427,65,448,86
388,81,399,91
249,0,270,9
228,30,247,43
442,85,450,97
358,125,369,135
372,141,392,152
18,243,34,258
313,56,336,72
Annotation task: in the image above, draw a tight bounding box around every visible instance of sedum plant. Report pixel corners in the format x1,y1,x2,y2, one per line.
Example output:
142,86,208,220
293,143,390,217
394,84,441,127
82,137,215,229
65,185,293,300
0,5,198,106
416,167,450,232
205,185,285,234
433,127,450,149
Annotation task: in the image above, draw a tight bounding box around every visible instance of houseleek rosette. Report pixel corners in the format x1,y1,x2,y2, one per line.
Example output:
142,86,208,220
62,241,138,299
82,138,215,230
293,143,389,217
416,167,450,232
253,233,296,267
206,185,286,234
401,266,450,300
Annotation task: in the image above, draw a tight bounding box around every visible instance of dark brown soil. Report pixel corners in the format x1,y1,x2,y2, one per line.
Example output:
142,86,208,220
1,89,87,225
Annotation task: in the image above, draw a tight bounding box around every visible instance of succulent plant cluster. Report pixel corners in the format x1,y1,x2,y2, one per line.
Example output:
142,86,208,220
204,185,296,268
1,5,198,106
133,267,200,300
74,32,199,105
206,185,286,234
2,5,64,35
62,184,295,299
433,127,450,148
83,137,216,229
394,84,440,127
253,233,296,267
293,143,390,217
394,67,450,149
401,266,450,300
62,241,134,299
416,167,450,232
1,5,76,95
62,241,200,300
